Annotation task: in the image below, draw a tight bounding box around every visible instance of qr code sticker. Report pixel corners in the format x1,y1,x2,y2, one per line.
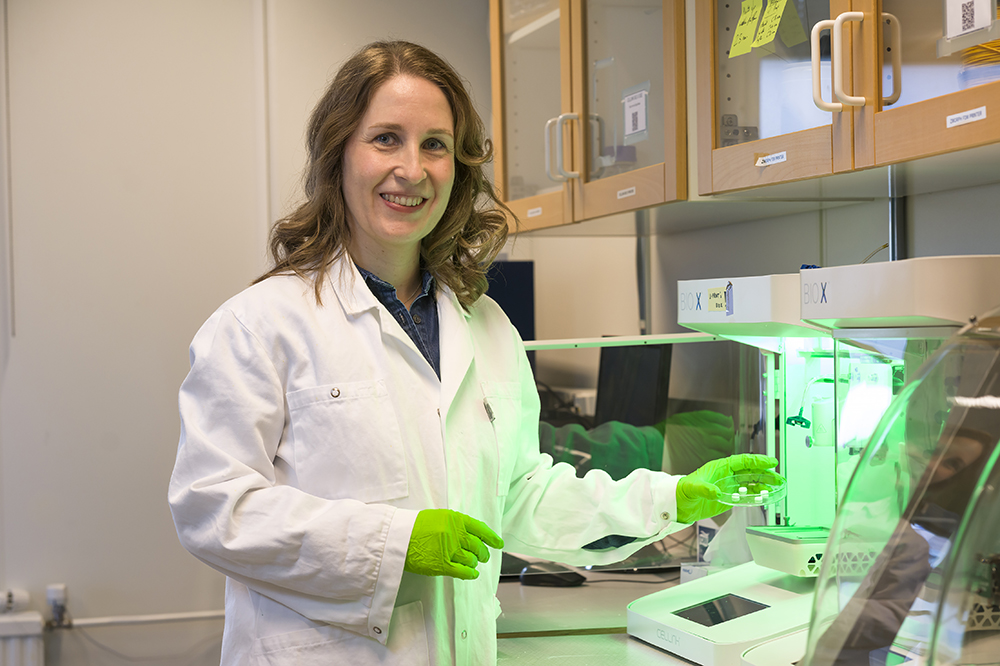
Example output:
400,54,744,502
962,0,975,32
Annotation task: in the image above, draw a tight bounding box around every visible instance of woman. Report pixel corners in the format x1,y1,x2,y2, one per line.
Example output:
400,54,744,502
168,40,778,665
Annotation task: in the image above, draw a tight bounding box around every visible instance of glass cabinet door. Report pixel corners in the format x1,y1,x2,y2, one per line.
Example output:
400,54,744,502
570,0,687,220
695,0,855,194
492,0,574,231
854,0,1000,167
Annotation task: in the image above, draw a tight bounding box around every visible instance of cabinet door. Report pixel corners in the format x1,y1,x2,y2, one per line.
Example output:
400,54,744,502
854,0,1000,167
696,0,855,194
491,0,575,231
570,0,687,221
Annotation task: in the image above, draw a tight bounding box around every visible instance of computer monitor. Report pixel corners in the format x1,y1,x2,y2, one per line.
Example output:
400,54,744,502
486,260,535,371
593,343,672,428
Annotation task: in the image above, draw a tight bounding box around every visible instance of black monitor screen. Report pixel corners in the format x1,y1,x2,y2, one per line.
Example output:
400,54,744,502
593,344,672,427
673,594,768,627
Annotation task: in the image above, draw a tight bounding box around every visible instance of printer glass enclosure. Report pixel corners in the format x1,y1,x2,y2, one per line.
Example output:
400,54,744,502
802,310,1000,666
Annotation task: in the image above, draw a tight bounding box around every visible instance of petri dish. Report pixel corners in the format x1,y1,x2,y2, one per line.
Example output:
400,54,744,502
715,472,786,506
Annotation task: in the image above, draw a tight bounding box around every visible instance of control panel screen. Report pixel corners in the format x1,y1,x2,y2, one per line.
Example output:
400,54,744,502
673,594,768,627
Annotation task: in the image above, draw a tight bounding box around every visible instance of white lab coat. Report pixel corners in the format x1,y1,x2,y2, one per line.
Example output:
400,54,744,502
168,255,684,666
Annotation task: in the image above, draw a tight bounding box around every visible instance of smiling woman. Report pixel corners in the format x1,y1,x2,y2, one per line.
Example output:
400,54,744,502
167,39,776,666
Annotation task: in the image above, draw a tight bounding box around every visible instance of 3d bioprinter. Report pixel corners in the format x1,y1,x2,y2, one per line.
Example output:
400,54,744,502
792,310,1000,665
628,256,1000,666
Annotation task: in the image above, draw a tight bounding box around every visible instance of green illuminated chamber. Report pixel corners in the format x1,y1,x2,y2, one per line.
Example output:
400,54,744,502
802,309,1000,665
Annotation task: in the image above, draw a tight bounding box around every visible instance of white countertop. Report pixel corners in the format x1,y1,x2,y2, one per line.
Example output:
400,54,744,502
498,632,696,665
496,567,679,635
495,566,697,665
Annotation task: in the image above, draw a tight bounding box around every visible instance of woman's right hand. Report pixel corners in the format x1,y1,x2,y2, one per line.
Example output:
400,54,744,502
404,509,505,580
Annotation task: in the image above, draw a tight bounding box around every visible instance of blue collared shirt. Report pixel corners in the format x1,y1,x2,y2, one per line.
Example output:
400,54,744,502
357,266,440,380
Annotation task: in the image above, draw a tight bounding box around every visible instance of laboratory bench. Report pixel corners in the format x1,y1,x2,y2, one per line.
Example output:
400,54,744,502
495,566,696,665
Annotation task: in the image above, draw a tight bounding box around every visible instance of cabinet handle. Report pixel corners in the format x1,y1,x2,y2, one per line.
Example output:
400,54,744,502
882,13,902,106
543,116,566,182
811,19,841,112
833,11,866,107
556,112,580,180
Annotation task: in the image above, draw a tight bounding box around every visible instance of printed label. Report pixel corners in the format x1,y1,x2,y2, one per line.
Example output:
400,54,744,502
527,207,543,218
623,91,648,137
755,151,787,167
945,0,991,39
946,106,987,129
617,186,637,200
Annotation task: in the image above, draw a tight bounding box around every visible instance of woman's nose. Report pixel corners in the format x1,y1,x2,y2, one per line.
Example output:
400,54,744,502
395,145,426,182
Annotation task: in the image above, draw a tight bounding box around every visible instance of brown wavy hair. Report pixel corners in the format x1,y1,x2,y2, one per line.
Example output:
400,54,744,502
254,40,514,309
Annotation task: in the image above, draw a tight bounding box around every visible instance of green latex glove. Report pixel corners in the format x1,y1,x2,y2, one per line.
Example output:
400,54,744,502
675,454,782,523
404,509,505,580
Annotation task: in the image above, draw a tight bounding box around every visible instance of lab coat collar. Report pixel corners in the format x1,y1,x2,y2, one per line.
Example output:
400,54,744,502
326,255,381,317
325,254,474,409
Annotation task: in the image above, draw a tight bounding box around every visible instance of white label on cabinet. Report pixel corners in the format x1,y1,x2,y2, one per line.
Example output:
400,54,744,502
754,151,787,167
527,207,543,218
945,0,991,39
946,106,987,128
623,91,647,137
617,186,636,200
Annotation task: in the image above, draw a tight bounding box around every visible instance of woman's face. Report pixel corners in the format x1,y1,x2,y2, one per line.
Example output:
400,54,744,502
342,75,455,264
909,434,985,485
929,434,983,484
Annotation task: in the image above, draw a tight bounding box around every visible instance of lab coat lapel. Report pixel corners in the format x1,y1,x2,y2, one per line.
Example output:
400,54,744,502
438,287,474,416
329,256,430,363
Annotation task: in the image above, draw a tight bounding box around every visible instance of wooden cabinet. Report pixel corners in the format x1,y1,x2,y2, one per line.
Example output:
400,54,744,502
857,0,1000,168
695,0,855,195
491,0,687,231
695,0,1000,196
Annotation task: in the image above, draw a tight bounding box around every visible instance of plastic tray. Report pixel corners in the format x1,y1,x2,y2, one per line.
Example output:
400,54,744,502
715,472,786,506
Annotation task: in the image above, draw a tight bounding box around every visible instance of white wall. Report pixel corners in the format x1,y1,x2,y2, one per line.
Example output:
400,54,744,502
0,1,491,664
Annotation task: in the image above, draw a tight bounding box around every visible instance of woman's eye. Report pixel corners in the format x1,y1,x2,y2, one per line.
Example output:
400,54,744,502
374,133,396,146
425,138,449,151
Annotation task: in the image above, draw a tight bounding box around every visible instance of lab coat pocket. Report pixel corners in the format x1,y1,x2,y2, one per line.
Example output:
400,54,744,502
481,381,522,496
287,380,408,503
251,601,429,665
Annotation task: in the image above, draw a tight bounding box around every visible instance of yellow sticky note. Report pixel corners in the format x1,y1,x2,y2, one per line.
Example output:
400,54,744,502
778,0,808,47
707,288,728,312
752,0,786,48
729,0,762,59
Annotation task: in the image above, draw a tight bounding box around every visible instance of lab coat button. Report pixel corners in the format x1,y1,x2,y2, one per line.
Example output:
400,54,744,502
461,630,467,639
660,511,671,521
373,626,382,635
330,388,341,398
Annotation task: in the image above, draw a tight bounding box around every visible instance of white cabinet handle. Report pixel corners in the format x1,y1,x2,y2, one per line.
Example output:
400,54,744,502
882,13,902,106
556,112,580,180
811,19,841,112
833,11,866,107
544,116,564,182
